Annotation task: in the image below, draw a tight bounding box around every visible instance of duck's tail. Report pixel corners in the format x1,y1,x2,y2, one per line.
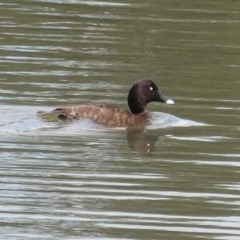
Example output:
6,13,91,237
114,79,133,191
37,109,70,121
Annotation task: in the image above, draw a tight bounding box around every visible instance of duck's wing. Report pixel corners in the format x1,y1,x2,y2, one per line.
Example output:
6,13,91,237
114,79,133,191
38,104,133,126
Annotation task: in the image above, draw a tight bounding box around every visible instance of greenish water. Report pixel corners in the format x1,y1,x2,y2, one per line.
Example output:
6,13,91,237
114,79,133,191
0,1,239,239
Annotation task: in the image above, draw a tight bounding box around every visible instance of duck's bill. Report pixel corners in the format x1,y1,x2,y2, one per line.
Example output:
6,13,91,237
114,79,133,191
157,92,175,105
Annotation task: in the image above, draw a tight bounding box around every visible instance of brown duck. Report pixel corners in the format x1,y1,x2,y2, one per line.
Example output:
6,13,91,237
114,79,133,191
38,79,175,127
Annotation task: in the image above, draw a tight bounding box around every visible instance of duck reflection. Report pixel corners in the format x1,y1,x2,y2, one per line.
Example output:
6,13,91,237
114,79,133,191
126,126,159,154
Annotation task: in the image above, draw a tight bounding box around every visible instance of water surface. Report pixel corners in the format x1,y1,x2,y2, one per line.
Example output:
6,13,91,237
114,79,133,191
0,0,240,239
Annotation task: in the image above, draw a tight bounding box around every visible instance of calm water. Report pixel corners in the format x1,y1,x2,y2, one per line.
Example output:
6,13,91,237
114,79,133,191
0,0,240,239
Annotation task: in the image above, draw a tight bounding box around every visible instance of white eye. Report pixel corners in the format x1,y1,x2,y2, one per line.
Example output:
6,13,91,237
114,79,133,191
149,86,153,91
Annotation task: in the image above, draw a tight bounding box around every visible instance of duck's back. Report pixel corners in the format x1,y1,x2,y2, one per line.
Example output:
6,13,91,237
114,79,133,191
39,104,150,127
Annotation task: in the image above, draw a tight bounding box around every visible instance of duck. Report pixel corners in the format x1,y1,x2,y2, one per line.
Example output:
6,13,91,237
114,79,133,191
38,79,175,127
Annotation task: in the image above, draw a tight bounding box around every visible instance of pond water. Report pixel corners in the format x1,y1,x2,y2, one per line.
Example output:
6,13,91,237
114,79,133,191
0,0,240,239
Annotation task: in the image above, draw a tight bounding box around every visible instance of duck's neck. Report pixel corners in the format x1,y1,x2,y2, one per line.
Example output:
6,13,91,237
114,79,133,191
128,95,145,115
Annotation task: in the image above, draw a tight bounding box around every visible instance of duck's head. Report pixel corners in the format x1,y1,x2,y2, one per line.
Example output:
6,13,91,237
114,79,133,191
128,79,175,114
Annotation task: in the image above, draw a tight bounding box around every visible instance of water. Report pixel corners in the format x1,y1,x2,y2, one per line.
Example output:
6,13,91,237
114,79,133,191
0,0,240,239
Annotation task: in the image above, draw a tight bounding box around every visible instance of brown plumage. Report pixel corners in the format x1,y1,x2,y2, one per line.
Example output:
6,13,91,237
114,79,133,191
38,79,174,127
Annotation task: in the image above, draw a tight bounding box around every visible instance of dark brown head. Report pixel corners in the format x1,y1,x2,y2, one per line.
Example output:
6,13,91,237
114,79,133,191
128,79,174,114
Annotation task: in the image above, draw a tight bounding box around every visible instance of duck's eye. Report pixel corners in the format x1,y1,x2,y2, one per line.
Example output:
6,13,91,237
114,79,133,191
149,86,154,91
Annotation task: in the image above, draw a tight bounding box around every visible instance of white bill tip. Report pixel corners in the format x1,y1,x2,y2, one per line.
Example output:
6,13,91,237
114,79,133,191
166,99,175,105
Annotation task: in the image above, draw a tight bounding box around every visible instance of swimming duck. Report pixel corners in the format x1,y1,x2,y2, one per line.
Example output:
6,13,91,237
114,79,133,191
38,79,174,127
